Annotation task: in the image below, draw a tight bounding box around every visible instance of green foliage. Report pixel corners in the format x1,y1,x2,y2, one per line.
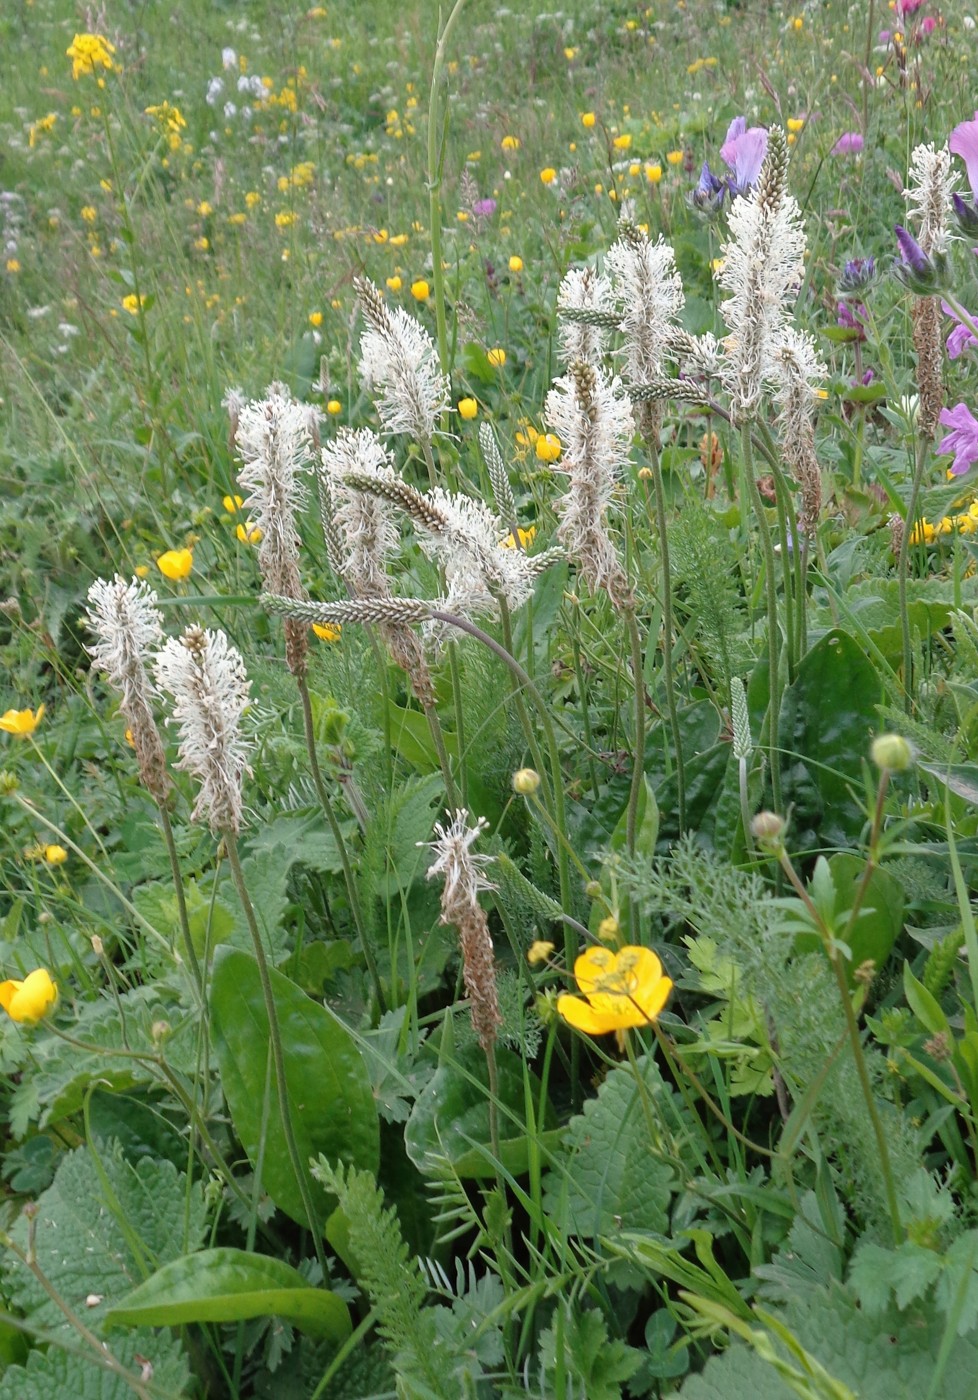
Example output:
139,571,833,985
538,1307,643,1400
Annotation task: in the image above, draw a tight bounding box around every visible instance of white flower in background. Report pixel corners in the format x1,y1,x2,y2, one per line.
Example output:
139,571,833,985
355,277,450,443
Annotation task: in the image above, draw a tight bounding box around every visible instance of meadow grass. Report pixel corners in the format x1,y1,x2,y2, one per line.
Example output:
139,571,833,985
3,1,978,1396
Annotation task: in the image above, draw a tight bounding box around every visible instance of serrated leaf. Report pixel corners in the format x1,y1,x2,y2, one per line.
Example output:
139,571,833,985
106,1247,351,1340
0,1329,190,1400
540,1309,642,1400
543,1056,675,1236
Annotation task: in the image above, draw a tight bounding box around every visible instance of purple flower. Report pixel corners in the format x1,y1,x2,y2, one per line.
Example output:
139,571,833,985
942,301,978,359
689,160,726,216
831,131,864,156
837,301,867,339
894,224,945,292
720,116,768,197
472,198,496,219
839,256,875,294
950,112,978,200
938,403,978,476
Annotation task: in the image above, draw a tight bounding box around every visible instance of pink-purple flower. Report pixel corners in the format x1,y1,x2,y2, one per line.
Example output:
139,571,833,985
720,117,768,197
950,112,978,199
942,301,978,359
938,403,978,476
831,132,864,157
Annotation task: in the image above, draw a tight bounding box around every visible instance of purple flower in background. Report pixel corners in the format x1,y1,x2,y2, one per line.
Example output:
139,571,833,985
942,300,978,359
937,403,978,476
839,256,875,295
689,160,726,216
837,301,867,340
472,198,496,219
894,224,945,292
831,132,864,156
950,112,978,198
720,117,768,197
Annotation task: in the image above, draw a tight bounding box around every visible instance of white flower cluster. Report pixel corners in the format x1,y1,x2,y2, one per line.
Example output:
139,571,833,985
905,141,957,255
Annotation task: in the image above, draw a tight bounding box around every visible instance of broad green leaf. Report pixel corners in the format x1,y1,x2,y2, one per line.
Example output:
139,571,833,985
209,947,379,1227
405,1042,554,1177
0,1331,190,1400
903,962,950,1036
793,856,904,982
106,1247,351,1340
778,629,882,850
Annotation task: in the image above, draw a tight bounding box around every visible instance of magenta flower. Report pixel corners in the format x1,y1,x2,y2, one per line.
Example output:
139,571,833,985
950,112,978,199
937,403,978,476
720,116,768,197
896,0,926,13
831,132,864,156
472,198,496,219
942,301,978,359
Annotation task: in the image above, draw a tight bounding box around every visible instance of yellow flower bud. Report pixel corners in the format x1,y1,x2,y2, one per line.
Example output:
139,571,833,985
871,734,913,772
512,768,541,794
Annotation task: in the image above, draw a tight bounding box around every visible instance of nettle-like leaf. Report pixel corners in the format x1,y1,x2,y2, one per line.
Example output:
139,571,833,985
0,1141,205,1396
849,1229,978,1336
0,1329,191,1400
539,1308,642,1400
542,1056,676,1237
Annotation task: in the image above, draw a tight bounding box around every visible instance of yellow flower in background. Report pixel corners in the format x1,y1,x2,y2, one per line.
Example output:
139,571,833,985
666,149,684,165
487,347,506,367
457,397,478,420
613,133,632,150
145,101,186,135
223,494,244,513
67,33,116,80
909,518,936,546
508,255,523,273
501,525,537,549
645,163,663,183
539,167,557,185
557,945,672,1042
308,311,323,327
236,521,262,544
0,705,45,738
386,275,403,292
410,279,430,301
121,294,145,315
80,205,97,223
157,548,193,581
528,940,555,966
581,112,596,128
0,969,58,1025
535,433,562,463
312,622,342,642
326,399,342,415
44,845,68,866
501,134,520,150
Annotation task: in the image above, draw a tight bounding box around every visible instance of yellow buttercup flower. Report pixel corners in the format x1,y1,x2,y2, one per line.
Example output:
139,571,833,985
581,112,596,128
557,945,672,1044
501,134,520,150
0,969,58,1025
487,347,506,367
501,525,537,549
457,397,478,420
122,294,146,315
44,845,68,865
236,521,262,544
326,399,342,415
386,275,402,292
508,255,523,273
613,133,632,150
223,494,244,513
312,622,342,642
157,548,193,581
666,149,684,166
540,167,557,185
308,311,323,327
67,33,116,81
535,433,562,463
411,279,430,301
0,705,45,738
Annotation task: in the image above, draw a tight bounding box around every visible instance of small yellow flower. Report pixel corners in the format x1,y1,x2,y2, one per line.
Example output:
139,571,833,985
613,133,632,150
157,548,193,581
645,163,663,183
501,134,520,150
197,200,213,217
487,347,506,367
312,622,342,642
535,433,562,463
121,294,145,315
557,945,672,1042
787,116,806,133
0,969,58,1025
540,167,557,185
275,211,296,228
666,149,684,165
66,33,116,81
386,275,403,292
457,397,479,420
80,205,97,223
223,494,244,513
508,255,523,273
5,259,21,274
44,845,68,866
245,191,262,209
308,311,323,327
528,940,555,966
0,705,45,738
791,15,804,31
581,112,596,128
908,518,936,546
501,525,537,549
410,279,430,301
134,565,150,579
236,521,262,544
327,399,342,415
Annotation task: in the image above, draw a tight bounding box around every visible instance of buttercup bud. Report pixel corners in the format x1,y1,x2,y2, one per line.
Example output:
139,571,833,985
751,810,786,846
871,733,913,772
512,768,541,795
584,879,603,898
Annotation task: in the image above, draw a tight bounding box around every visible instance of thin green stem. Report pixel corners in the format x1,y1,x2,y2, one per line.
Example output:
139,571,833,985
424,700,459,807
898,435,930,713
777,849,903,1243
743,423,783,813
225,833,328,1274
297,676,383,1010
448,642,469,809
645,440,686,830
159,802,203,997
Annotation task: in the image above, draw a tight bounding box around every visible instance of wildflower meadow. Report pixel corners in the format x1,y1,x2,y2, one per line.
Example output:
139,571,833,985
6,0,978,1394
